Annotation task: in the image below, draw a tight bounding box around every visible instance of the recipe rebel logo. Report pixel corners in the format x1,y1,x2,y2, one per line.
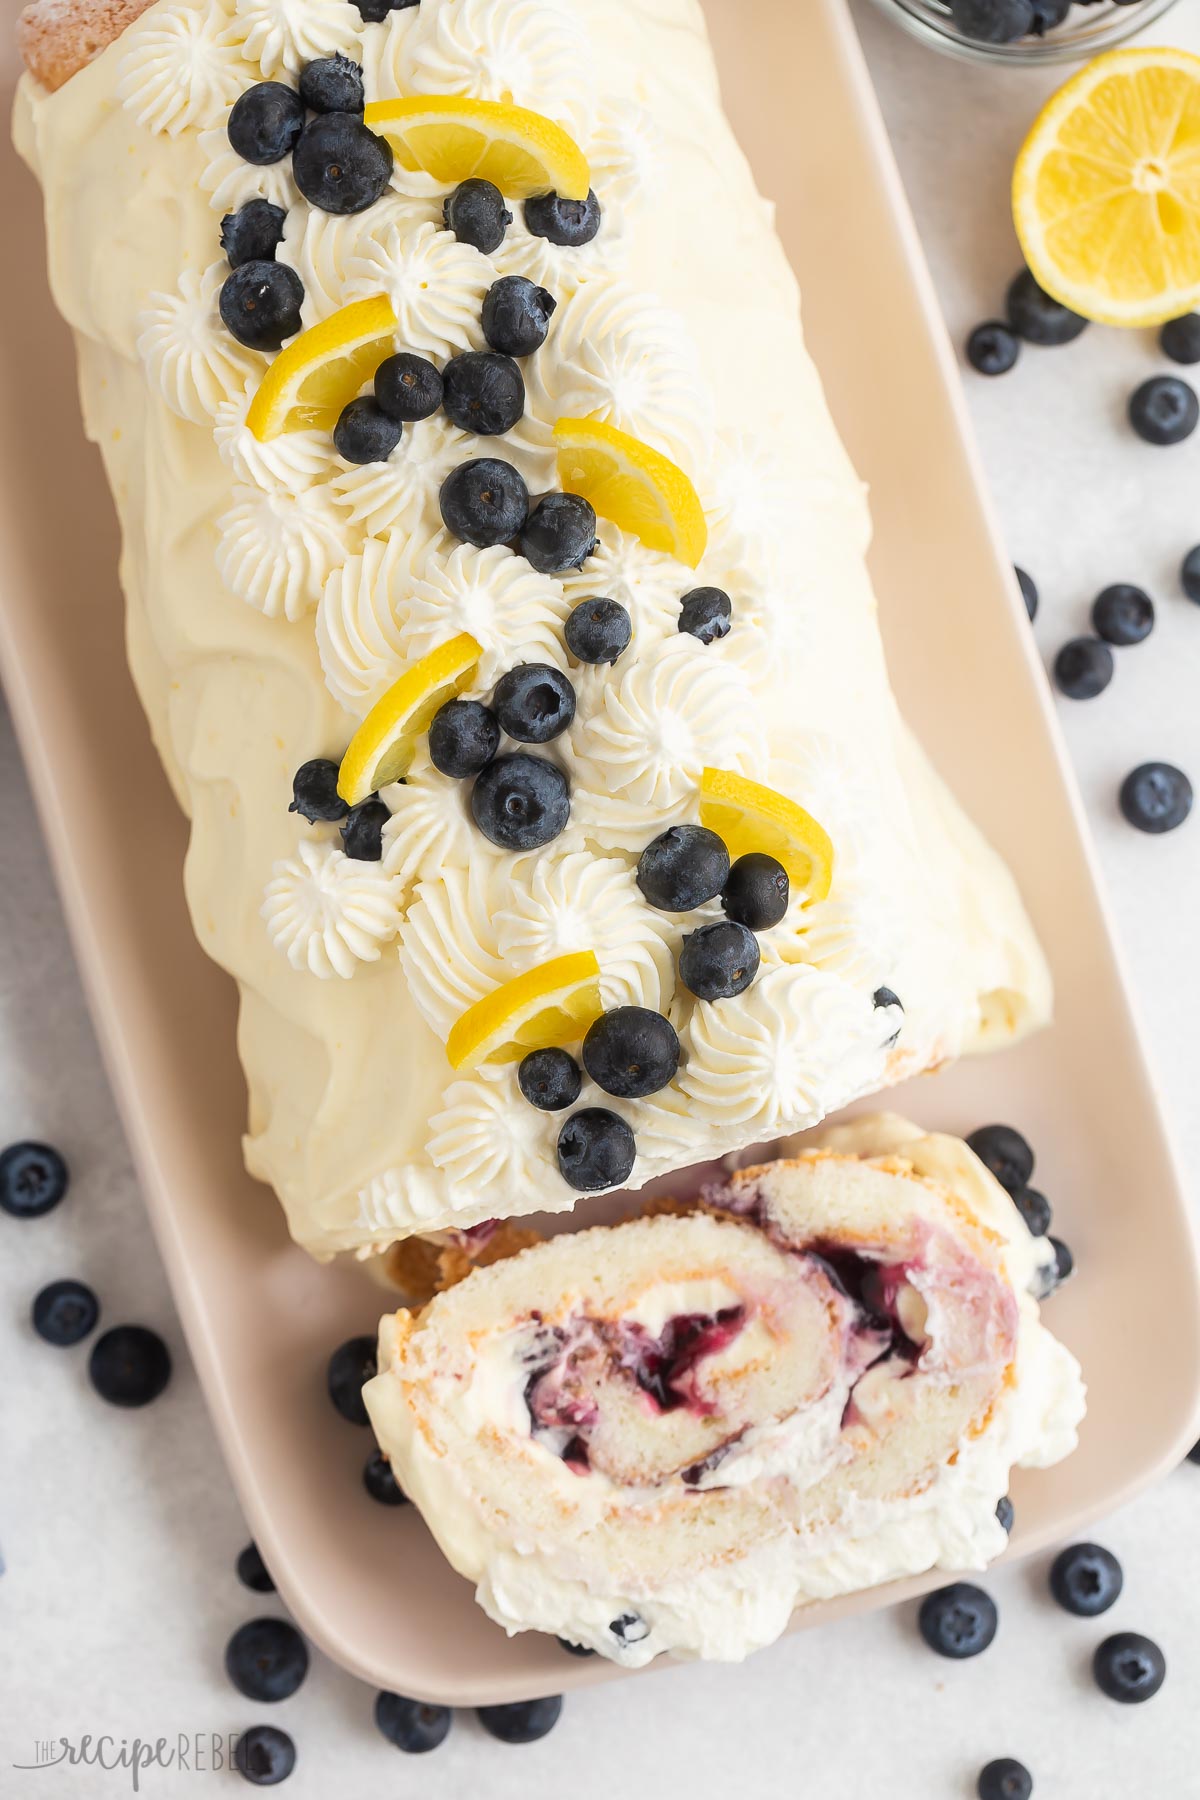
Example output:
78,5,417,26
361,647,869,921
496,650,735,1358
12,1733,243,1791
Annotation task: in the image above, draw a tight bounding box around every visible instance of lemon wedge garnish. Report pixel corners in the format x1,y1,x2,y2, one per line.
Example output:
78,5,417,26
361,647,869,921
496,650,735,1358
363,97,590,201
337,634,482,807
552,417,707,568
446,951,603,1070
246,294,398,441
699,768,834,902
1013,47,1200,328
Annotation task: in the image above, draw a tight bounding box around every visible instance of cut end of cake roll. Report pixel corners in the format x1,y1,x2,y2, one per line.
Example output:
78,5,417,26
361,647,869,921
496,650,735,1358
364,1118,1085,1666
17,0,156,92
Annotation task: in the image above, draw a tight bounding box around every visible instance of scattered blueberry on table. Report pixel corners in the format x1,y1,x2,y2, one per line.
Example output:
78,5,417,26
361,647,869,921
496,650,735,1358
1119,763,1193,836
1006,269,1088,347
88,1325,171,1407
375,1691,453,1754
225,1618,309,1703
1093,1632,1166,1704
1014,566,1038,622
1053,636,1113,701
966,320,1021,376
1128,375,1198,447
234,1724,296,1786
363,1448,409,1507
477,1695,564,1744
32,1278,99,1346
977,1759,1033,1800
0,1139,69,1218
237,1543,276,1595
918,1583,999,1659
1180,544,1200,604
1049,1542,1123,1616
1160,313,1200,366
1091,583,1154,647
326,1336,377,1426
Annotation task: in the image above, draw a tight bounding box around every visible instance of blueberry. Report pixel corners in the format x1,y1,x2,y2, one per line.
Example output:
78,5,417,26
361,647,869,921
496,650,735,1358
327,1335,376,1425
917,1582,998,1658
1188,1439,1200,1465
1161,313,1200,366
88,1325,171,1406
220,198,287,269
557,1638,596,1656
520,492,598,574
1013,1186,1051,1238
679,586,732,644
1006,269,1088,346
482,276,557,357
557,1109,637,1190
225,1618,309,1702
289,758,348,824
873,985,905,1046
1053,636,1113,700
950,0,1035,41
298,53,364,115
524,190,601,247
1092,583,1153,647
966,1124,1033,1195
1029,0,1071,28
610,1613,650,1644
721,853,789,930
471,753,570,850
582,1007,679,1100
1119,762,1193,834
1049,1542,1123,1617
1129,375,1198,446
374,1691,451,1753
1182,544,1200,603
333,397,402,464
444,179,511,253
1093,1632,1166,1703
220,261,304,351
518,1047,582,1111
441,351,525,437
995,1496,1015,1534
1047,1236,1074,1286
440,458,529,547
0,1140,69,1218
227,83,305,165
353,0,418,17
1015,565,1038,621
429,699,500,777
234,1725,296,1786
679,921,760,1001
977,1759,1032,1800
340,799,389,861
363,1448,408,1506
493,664,576,743
966,321,1020,376
32,1278,99,1346
637,824,730,912
292,114,393,215
375,353,443,423
477,1696,563,1744
237,1542,275,1594
564,597,631,665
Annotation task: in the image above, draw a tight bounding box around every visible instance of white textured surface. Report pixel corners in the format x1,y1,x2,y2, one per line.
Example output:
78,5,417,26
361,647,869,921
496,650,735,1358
4,3,1200,1793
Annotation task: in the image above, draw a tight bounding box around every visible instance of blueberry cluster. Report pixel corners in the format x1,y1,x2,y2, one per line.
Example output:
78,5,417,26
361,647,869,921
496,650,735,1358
947,0,1102,46
443,176,602,256
964,1120,1073,1295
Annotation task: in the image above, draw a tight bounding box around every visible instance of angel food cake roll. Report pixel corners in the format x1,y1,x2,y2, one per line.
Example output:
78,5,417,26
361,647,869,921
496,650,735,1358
15,0,1052,1260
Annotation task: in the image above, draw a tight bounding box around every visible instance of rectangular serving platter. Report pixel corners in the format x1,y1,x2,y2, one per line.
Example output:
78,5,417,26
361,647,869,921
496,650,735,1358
3,0,1198,1707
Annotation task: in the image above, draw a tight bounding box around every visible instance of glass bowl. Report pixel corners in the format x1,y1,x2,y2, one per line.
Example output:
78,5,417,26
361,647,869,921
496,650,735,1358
867,0,1181,65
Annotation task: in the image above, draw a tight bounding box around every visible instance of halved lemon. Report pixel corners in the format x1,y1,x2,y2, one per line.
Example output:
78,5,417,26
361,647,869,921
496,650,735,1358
337,634,482,807
246,294,398,441
447,951,603,1070
1013,47,1200,328
699,768,834,902
363,97,590,201
552,417,708,568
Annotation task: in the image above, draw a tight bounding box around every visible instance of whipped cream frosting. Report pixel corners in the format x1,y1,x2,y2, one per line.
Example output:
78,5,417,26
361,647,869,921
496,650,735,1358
136,261,263,426
117,0,252,136
263,837,401,977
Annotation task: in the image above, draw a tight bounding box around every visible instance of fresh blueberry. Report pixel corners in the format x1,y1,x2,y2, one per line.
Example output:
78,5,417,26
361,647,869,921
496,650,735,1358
637,824,730,912
0,1140,69,1218
1092,583,1153,647
440,458,529,547
1093,1632,1166,1703
88,1325,171,1407
917,1582,998,1658
298,53,364,116
1054,636,1113,700
429,699,500,777
1013,1186,1052,1238
363,1448,408,1506
1182,544,1200,603
1188,1439,1200,1465
1049,1542,1123,1617
340,799,389,861
1129,375,1199,446
327,1335,376,1425
679,586,732,644
353,0,418,17
995,1496,1015,1534
219,261,304,351
234,1725,296,1786
292,113,393,215
225,1618,309,1703
966,321,1020,376
950,0,1034,41
333,397,402,464
1119,762,1193,834
519,493,598,575
482,276,557,357
471,754,570,850
1006,269,1088,345
977,1759,1032,1800
374,1691,451,1753
557,1638,596,1657
32,1278,99,1346
524,189,601,247
477,1696,563,1744
1048,1236,1074,1286
444,179,511,253
493,664,576,744
721,853,789,930
227,83,305,165
679,921,760,1001
375,353,443,423
564,597,631,665
442,352,525,436
1029,0,1071,28
582,1007,679,1100
966,1124,1034,1195
518,1047,583,1111
237,1542,275,1594
289,758,348,824
220,199,287,269
557,1109,637,1191
610,1613,650,1644
1015,565,1038,621
873,985,905,1046
1161,313,1200,366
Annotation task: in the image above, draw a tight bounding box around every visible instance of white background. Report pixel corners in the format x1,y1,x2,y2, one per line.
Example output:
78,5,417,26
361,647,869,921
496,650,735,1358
4,3,1200,1794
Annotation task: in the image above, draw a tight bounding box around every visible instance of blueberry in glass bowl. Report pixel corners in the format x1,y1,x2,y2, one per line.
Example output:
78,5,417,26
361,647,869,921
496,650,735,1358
868,0,1180,64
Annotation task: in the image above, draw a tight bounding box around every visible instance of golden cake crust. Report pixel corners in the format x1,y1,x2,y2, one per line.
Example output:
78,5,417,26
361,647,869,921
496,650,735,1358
18,0,154,92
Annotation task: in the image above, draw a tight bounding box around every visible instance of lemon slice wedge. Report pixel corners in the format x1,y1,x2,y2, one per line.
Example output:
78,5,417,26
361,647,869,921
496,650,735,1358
552,417,708,568
363,97,590,201
699,768,834,902
447,951,603,1070
246,294,398,441
338,634,482,807
1013,47,1200,328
